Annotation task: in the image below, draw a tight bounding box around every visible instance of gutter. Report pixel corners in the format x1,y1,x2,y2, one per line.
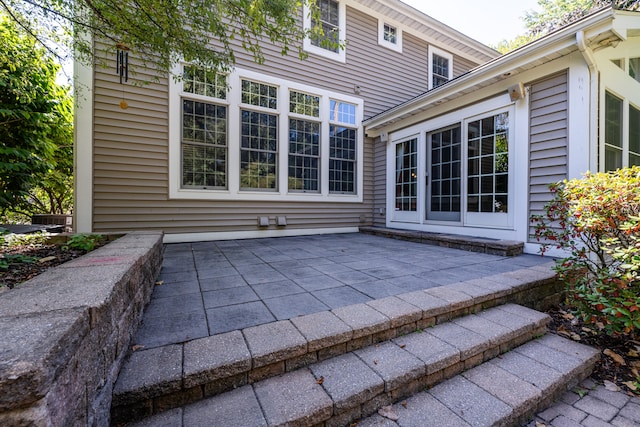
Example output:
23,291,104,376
576,30,598,172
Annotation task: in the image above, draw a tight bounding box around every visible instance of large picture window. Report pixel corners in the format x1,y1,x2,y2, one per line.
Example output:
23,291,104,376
171,66,363,201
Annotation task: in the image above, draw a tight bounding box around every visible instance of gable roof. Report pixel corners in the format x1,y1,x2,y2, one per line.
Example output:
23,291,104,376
353,0,498,63
364,6,639,135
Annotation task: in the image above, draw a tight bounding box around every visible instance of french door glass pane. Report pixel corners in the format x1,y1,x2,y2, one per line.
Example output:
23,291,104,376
395,139,417,211
428,126,461,220
467,113,508,213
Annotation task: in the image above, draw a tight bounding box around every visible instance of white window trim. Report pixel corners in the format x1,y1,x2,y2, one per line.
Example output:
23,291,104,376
428,45,454,90
303,0,346,63
377,19,402,53
169,65,363,202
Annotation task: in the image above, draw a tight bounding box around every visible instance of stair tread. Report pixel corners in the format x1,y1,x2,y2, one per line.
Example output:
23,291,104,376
128,333,599,427
113,265,557,408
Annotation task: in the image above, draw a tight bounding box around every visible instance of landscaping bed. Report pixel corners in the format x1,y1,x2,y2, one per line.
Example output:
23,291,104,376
0,233,114,290
548,305,640,396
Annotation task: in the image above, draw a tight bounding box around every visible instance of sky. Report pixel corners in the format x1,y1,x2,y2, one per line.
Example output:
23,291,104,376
400,0,541,46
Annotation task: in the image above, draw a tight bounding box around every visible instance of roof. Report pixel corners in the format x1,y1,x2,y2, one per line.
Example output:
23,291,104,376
364,7,639,135
354,0,498,63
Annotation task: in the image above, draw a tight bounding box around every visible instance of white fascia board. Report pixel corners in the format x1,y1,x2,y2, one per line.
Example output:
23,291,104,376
364,7,617,133
347,0,497,64
74,41,93,233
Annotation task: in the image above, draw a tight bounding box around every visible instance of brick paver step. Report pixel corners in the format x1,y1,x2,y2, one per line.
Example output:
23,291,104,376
112,263,560,425
116,304,560,425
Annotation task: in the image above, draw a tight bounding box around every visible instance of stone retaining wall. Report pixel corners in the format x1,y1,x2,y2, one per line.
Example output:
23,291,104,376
0,231,163,426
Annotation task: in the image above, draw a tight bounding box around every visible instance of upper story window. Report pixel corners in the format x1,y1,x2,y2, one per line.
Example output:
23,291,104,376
303,0,346,62
428,46,453,90
630,57,640,83
377,19,402,53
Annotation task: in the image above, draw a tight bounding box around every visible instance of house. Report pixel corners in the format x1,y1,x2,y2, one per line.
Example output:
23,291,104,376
74,2,640,254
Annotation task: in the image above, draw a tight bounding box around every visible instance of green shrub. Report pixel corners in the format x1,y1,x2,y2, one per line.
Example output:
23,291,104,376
62,233,103,252
531,166,640,336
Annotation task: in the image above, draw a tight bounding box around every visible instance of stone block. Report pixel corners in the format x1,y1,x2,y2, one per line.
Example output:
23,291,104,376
463,361,542,421
574,395,620,422
332,304,391,339
428,375,513,426
354,342,425,392
243,320,307,368
424,287,474,311
497,304,550,329
452,313,515,347
426,322,490,360
248,362,285,383
286,352,318,372
395,291,449,318
325,405,362,427
393,331,459,375
393,392,471,427
183,386,267,427
291,311,353,352
535,333,600,366
490,351,564,396
154,386,203,413
309,353,384,412
203,373,247,397
445,281,497,305
366,296,422,328
254,369,333,427
347,335,373,352
183,331,251,388
112,344,182,406
318,343,347,361
129,407,183,427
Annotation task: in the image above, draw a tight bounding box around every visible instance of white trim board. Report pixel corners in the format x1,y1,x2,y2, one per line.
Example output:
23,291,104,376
162,227,360,243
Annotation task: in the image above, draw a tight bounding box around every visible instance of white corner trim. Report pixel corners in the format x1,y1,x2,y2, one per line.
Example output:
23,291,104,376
162,227,360,243
303,0,347,63
74,53,93,233
377,18,402,53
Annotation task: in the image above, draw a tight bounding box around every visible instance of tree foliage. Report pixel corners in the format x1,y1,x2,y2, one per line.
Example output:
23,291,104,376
0,14,73,218
0,0,330,79
493,0,640,54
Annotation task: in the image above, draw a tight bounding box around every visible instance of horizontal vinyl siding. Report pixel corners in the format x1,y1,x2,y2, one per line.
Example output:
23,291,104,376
91,7,482,235
372,138,387,227
527,71,568,242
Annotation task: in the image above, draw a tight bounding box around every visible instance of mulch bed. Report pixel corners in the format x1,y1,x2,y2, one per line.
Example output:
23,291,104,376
1,243,93,290
547,304,640,396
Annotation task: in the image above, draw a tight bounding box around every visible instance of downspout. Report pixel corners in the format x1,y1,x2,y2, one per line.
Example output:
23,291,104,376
576,30,599,172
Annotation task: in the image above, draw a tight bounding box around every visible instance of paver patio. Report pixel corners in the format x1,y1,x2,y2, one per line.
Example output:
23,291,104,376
133,233,549,349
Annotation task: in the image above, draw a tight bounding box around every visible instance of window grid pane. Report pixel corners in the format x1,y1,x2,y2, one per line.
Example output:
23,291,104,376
467,113,508,213
289,119,320,192
182,66,226,99
181,100,227,188
290,91,320,117
240,110,278,190
241,80,277,109
432,54,449,88
605,91,623,171
383,24,397,44
312,0,339,52
430,127,461,213
330,100,356,124
395,139,417,212
329,125,356,193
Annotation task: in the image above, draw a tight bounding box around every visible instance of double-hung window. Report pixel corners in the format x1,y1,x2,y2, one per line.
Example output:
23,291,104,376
303,0,346,62
240,80,279,190
170,66,363,201
428,46,453,90
378,19,402,52
289,91,321,192
329,100,357,193
181,66,228,189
